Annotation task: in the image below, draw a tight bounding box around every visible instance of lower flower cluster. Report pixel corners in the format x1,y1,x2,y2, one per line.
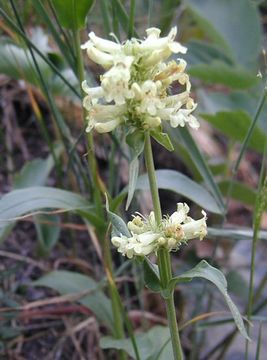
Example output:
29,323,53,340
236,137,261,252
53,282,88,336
111,203,207,258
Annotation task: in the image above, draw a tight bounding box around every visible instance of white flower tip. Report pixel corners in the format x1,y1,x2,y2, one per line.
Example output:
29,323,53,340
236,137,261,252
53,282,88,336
95,119,120,133
111,236,121,247
81,80,89,93
88,31,96,41
168,27,177,40
146,27,161,38
81,40,91,50
169,42,187,54
85,124,92,133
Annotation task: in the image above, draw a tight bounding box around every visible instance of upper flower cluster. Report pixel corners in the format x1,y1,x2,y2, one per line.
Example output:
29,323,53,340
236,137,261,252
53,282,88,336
111,203,207,258
81,27,199,133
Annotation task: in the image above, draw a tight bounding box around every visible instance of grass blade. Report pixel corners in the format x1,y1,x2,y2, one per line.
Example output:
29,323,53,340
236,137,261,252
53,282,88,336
255,322,263,360
0,7,80,98
167,125,225,213
32,0,76,71
233,81,267,173
128,0,135,38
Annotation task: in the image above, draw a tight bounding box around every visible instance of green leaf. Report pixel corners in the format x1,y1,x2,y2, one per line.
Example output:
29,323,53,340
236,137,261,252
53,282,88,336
136,170,222,214
13,159,51,188
34,214,61,254
110,0,139,37
32,0,75,70
208,227,267,242
0,9,79,98
256,322,263,360
0,42,78,98
51,0,95,29
143,258,161,292
189,62,258,89
1,148,63,242
226,271,249,299
126,131,145,209
166,125,225,213
218,180,256,207
0,187,102,229
169,260,249,339
201,111,265,153
159,0,181,35
13,145,63,189
100,326,173,359
185,40,234,67
186,0,262,68
33,270,113,330
126,157,140,210
106,196,130,237
198,87,267,134
151,130,174,152
0,42,49,87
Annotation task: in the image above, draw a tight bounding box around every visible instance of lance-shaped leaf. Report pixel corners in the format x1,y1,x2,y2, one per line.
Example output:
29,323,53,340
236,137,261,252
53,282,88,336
105,195,130,237
51,0,95,29
33,270,113,330
100,326,173,359
125,131,145,210
150,130,174,152
0,187,103,229
136,170,222,214
168,260,249,340
143,258,161,292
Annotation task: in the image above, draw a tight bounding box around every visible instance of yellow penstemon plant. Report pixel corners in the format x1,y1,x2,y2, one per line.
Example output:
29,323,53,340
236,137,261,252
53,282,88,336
81,27,248,360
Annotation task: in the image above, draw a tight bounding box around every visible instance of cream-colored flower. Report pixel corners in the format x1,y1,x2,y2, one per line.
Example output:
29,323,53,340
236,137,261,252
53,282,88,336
101,56,134,105
182,211,207,240
85,104,126,133
112,203,207,258
82,80,104,108
87,31,121,54
84,44,114,68
169,203,190,225
157,98,199,130
81,27,198,134
137,80,164,116
138,27,187,54
111,231,159,258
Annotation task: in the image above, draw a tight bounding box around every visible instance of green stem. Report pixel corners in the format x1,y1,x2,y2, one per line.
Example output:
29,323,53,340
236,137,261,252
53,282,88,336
73,28,126,359
103,233,127,360
144,132,162,223
245,177,267,359
144,132,183,360
73,28,103,218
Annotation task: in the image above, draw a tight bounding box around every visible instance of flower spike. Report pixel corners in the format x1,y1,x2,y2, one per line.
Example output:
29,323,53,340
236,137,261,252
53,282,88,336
81,27,199,133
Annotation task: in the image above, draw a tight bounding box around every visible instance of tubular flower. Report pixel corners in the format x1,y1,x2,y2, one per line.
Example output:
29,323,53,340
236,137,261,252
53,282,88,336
111,203,207,258
81,27,199,133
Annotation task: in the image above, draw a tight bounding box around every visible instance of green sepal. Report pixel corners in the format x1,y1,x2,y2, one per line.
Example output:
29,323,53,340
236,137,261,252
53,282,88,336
125,130,145,209
105,195,130,237
143,258,162,293
151,129,174,152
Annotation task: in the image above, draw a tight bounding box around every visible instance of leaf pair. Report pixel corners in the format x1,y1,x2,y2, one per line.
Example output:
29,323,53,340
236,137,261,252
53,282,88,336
143,258,249,340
